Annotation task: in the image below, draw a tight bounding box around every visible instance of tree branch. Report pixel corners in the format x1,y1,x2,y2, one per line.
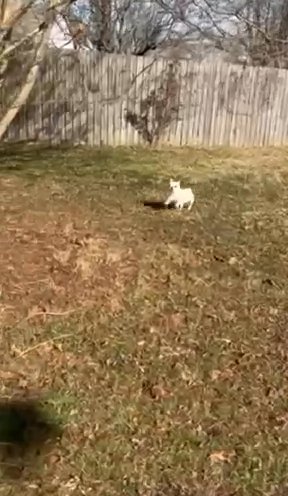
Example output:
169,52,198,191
0,22,47,62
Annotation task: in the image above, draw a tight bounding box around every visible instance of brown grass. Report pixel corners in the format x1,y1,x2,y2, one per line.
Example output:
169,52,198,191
0,144,288,495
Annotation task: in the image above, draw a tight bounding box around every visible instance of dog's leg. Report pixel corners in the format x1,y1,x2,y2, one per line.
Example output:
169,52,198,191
164,194,173,207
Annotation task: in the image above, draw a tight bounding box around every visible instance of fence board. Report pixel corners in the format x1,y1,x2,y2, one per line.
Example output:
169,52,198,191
279,71,288,145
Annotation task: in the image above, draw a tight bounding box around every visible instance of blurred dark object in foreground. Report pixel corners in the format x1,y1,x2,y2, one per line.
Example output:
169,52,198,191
0,397,61,479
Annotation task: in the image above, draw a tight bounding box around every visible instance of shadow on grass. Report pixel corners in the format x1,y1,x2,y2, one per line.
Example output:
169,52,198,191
143,200,174,210
0,143,131,167
0,143,157,183
0,397,61,480
0,143,63,160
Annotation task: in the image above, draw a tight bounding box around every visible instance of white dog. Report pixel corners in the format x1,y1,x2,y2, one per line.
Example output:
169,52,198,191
164,179,195,210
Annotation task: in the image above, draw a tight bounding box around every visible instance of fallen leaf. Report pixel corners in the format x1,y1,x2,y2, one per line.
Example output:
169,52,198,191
63,222,74,237
211,370,221,381
142,379,168,400
228,256,237,265
53,248,72,265
209,450,235,464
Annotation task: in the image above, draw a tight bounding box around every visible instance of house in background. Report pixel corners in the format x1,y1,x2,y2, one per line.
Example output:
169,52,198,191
146,38,250,65
48,13,93,50
11,4,93,51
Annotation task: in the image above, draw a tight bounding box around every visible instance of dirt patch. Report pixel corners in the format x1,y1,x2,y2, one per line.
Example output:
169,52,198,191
0,182,137,325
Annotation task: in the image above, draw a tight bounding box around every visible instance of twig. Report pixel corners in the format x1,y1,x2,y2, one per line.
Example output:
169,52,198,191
13,308,82,331
16,333,74,359
28,310,79,318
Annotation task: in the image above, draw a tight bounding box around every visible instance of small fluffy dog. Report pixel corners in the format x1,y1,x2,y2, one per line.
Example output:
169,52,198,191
164,179,195,210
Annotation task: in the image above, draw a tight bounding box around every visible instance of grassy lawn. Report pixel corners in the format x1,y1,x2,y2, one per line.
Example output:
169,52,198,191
0,144,288,495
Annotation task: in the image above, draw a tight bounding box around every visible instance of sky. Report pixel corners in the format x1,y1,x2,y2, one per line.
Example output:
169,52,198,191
72,0,90,20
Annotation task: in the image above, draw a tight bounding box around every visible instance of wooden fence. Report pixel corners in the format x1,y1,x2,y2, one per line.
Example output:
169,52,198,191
4,51,288,147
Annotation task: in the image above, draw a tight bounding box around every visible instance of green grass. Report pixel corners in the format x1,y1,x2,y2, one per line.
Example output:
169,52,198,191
0,144,288,495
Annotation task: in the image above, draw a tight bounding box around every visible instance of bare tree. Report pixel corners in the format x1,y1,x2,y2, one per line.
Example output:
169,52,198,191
232,0,288,67
86,0,204,55
71,0,288,66
169,0,288,67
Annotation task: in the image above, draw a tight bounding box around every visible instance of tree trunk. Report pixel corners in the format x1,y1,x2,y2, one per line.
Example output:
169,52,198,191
0,0,71,140
0,23,52,141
